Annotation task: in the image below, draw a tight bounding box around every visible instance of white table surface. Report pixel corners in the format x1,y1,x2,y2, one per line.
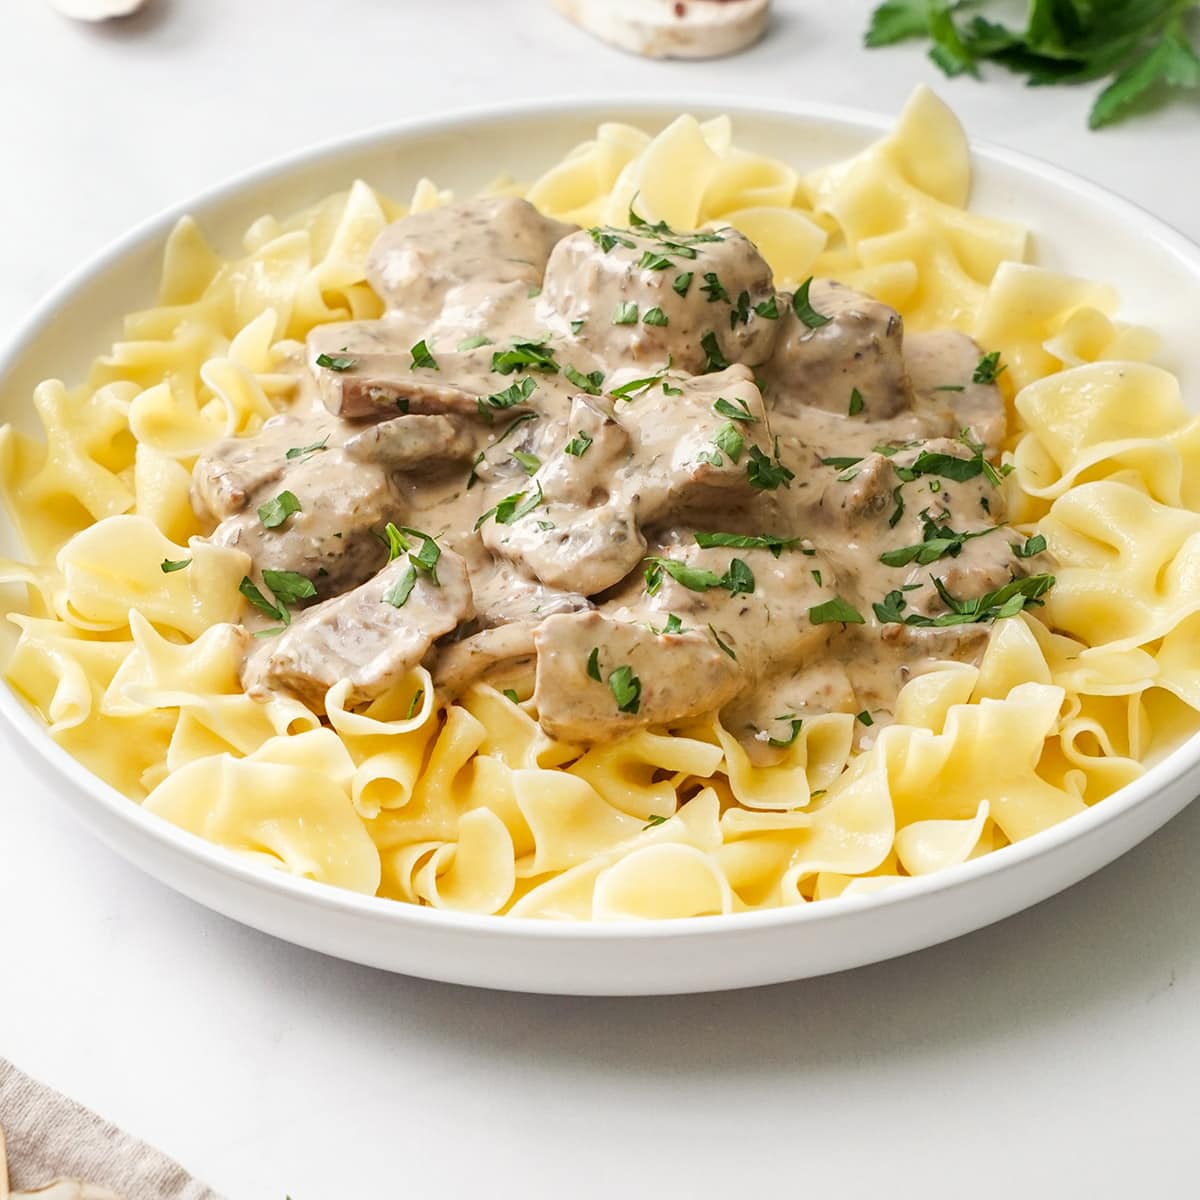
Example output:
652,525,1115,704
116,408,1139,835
3,2,1199,1196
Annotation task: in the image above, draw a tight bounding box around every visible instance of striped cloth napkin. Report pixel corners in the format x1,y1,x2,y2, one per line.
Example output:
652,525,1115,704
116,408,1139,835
0,1060,219,1200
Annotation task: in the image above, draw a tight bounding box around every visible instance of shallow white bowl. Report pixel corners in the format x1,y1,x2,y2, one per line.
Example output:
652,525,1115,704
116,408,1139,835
3,97,1199,996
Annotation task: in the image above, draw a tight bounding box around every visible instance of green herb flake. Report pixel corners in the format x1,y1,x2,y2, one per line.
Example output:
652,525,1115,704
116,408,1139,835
285,436,329,462
608,665,642,714
492,340,559,375
564,430,594,458
700,331,729,374
856,710,875,727
478,376,536,419
512,450,542,475
570,318,586,335
382,564,418,609
586,646,602,682
693,531,798,557
475,482,544,530
160,557,190,573
457,334,492,352
730,291,751,329
722,557,755,597
972,351,1006,385
564,365,604,395
638,250,674,271
644,556,723,595
409,340,438,371
701,273,730,304
708,624,737,660
713,396,759,423
754,295,780,320
315,352,356,372
503,688,520,705
643,814,669,829
673,272,694,297
406,689,425,719
746,444,794,491
257,489,302,530
713,421,745,464
1015,533,1048,559
821,455,863,469
792,277,831,328
809,596,865,625
643,306,669,327
613,301,639,326
848,387,864,417
767,715,803,749
262,569,317,608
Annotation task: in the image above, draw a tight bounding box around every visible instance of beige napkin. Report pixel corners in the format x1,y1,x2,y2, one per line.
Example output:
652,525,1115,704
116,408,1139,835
0,1060,220,1200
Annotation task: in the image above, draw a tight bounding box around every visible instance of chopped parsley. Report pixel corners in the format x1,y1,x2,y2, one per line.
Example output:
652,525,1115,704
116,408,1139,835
878,512,1001,568
875,573,1056,628
570,318,586,335
613,301,639,325
239,571,316,624
609,361,673,401
809,596,865,625
709,624,737,660
792,277,831,328
644,555,755,598
972,351,1006,385
564,365,604,395
492,340,559,375
382,523,441,584
856,710,874,727
496,411,538,442
638,250,674,271
608,665,642,714
1015,533,1048,558
477,376,536,420
512,450,542,475
693,531,799,557
159,557,190,573
713,396,759,423
713,421,745,464
564,430,594,457
767,715,803,748
701,273,730,303
848,387,864,417
586,646,602,681
502,688,520,705
754,295,780,320
406,689,425,719
457,334,492,352
257,490,302,530
382,566,417,609
643,306,669,327
821,455,863,469
654,613,686,635
730,291,751,329
673,272,694,297
285,436,329,462
588,228,637,253
700,331,729,373
643,814,669,829
409,340,438,370
315,353,356,372
746,443,794,490
474,482,544,529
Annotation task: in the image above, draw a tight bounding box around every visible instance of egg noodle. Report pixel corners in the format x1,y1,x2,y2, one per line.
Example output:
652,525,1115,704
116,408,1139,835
1,88,1192,919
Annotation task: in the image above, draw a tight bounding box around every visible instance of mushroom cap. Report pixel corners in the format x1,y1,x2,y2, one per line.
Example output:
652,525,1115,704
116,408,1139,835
549,0,770,60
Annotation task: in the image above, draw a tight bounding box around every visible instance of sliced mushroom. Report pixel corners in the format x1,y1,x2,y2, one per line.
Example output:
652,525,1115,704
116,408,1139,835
548,0,770,59
47,0,146,19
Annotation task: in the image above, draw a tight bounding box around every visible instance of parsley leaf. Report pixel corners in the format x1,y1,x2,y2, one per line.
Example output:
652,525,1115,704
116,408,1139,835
746,444,794,490
701,273,730,303
257,490,302,530
409,340,438,371
848,387,864,417
564,430,594,457
564,365,604,395
644,557,723,595
285,436,328,462
608,665,642,714
709,624,737,660
643,306,669,327
693,531,799,557
1015,533,1048,558
713,421,745,464
767,715,804,749
972,350,1006,385
809,596,865,625
262,569,317,607
754,295,780,320
879,514,1001,567
700,331,729,373
477,376,536,420
587,646,602,681
315,353,356,372
457,334,492,352
474,482,544,529
492,340,559,375
673,272,694,297
713,396,759,423
160,557,190,573
792,277,831,328
614,301,639,325
382,564,418,609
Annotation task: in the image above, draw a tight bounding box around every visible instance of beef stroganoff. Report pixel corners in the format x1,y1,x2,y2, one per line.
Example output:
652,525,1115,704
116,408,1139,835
1,89,1190,919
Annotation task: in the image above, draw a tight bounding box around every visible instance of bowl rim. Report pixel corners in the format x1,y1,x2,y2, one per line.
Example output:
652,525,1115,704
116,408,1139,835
3,90,1200,941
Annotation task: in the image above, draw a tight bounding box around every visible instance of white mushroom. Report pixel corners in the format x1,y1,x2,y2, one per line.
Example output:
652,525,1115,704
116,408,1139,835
548,0,770,59
45,0,146,20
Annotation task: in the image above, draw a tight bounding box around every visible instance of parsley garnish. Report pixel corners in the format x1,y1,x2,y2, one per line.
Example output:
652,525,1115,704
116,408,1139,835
382,566,417,609
512,451,541,475
746,444,794,490
503,688,520,705
382,524,441,583
821,456,863,470
972,350,1006,384
713,421,745,464
588,228,637,253
754,295,780,320
848,387,864,416
730,291,751,329
160,557,190,573
409,340,438,370
474,482,544,529
713,396,758,423
875,573,1056,627
767,715,803,748
315,353,356,372
285,436,328,462
613,302,639,325
564,430,594,457
643,555,755,597
809,596,865,625
1015,533,1048,559
492,340,559,375
700,331,729,373
570,318,586,335
406,689,425,719
609,361,673,401
709,624,737,660
497,411,538,442
643,306,669,327
792,277,831,328
477,376,536,420
608,665,642,714
653,613,686,635
693,532,799,557
564,365,604,395
638,250,674,271
586,646,602,681
257,490,302,530
701,273,730,303
879,513,1001,568
857,710,875,727
673,272,694,297
457,334,492,352
239,571,316,624
643,814,668,829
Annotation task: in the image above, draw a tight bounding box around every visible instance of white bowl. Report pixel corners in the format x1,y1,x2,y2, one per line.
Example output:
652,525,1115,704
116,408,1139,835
3,97,1199,996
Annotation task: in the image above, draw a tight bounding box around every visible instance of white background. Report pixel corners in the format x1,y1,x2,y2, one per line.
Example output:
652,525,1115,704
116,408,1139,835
3,2,1200,1196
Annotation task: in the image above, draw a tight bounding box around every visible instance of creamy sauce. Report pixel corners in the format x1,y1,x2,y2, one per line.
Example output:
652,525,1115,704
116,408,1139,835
192,195,1050,753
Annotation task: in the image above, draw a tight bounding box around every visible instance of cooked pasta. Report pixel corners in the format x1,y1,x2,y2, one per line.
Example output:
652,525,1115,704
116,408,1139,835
1,87,1189,920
